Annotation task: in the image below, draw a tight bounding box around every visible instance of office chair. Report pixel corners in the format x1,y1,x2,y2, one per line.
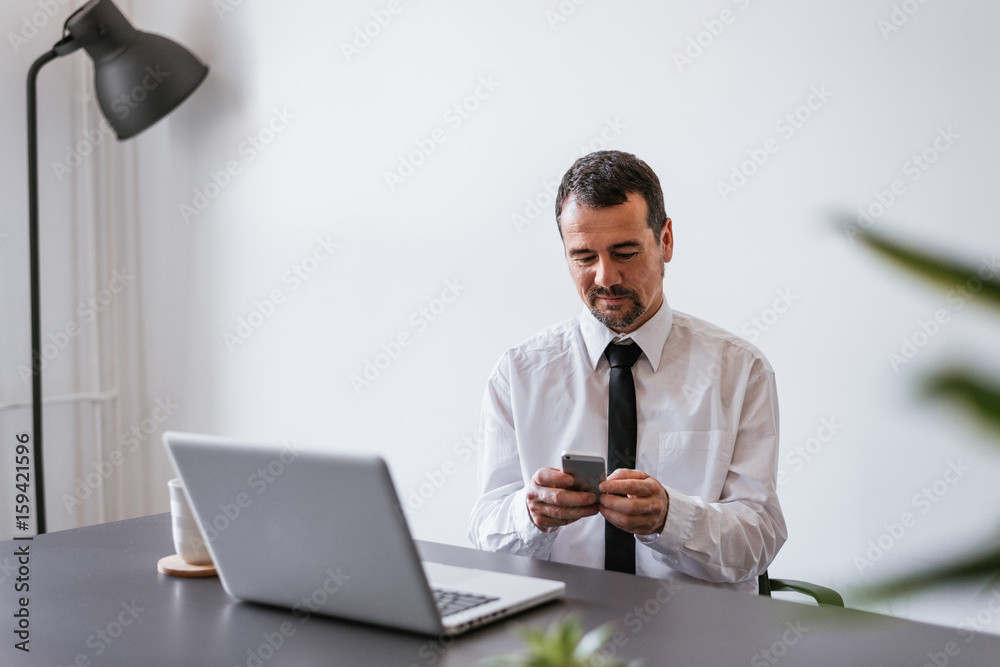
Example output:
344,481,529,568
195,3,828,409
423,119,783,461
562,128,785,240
758,571,844,606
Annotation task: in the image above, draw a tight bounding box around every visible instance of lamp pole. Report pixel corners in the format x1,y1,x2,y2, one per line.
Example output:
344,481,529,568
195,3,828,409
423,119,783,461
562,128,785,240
26,49,59,535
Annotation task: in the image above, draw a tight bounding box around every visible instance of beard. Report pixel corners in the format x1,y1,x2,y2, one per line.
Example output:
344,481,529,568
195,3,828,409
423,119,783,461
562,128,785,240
587,285,645,331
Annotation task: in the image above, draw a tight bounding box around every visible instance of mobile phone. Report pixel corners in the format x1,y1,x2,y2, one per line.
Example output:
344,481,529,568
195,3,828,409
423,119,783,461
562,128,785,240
561,452,606,498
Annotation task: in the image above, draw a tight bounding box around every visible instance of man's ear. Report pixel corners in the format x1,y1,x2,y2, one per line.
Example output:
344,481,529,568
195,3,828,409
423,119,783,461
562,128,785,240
660,218,673,263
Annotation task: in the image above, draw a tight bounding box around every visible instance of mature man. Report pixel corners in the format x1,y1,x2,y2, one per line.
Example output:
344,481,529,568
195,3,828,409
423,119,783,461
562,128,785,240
468,151,786,592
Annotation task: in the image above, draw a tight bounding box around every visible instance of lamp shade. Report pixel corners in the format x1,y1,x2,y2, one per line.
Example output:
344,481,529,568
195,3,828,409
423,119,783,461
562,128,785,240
62,0,208,139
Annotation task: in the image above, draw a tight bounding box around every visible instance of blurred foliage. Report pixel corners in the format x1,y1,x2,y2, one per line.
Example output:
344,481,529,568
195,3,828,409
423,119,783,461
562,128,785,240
924,372,1000,437
848,224,1000,309
845,219,1000,597
481,616,641,667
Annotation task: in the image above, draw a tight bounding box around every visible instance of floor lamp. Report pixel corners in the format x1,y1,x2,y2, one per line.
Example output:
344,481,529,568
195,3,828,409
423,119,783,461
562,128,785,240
26,0,208,534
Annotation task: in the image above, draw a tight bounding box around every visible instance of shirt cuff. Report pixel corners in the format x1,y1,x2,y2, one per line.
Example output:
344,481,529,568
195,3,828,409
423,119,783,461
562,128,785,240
639,485,697,555
513,488,560,555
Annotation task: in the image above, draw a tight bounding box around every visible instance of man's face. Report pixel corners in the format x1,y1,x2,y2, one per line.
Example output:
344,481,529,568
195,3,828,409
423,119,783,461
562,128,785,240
561,193,673,333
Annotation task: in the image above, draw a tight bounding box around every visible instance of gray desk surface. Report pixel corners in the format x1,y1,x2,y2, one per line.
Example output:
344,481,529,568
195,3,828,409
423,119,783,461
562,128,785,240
2,513,999,666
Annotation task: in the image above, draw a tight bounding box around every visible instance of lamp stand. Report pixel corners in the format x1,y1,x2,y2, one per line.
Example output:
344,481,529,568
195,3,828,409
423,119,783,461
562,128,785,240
26,48,60,536
23,0,208,535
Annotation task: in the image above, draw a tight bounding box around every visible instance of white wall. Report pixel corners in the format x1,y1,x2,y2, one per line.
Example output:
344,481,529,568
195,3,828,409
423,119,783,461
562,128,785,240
3,0,1000,633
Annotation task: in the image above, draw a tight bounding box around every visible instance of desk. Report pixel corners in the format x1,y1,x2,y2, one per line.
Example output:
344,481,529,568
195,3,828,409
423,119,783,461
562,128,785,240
2,514,998,666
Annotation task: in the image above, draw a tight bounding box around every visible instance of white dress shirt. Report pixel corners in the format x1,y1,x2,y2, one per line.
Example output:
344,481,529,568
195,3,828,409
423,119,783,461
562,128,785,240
467,300,787,593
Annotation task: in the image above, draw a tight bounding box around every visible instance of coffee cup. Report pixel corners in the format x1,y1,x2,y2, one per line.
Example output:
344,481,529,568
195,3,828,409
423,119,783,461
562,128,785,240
168,478,212,565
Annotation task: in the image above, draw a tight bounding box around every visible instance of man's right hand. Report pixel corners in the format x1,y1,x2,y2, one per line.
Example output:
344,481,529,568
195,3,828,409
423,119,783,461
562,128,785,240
526,467,600,530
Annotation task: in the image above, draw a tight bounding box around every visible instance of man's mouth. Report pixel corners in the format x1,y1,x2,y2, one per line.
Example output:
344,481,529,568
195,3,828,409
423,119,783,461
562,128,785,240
590,288,635,307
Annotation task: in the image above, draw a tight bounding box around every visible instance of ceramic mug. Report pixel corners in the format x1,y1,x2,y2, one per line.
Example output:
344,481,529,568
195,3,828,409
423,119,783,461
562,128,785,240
168,478,212,565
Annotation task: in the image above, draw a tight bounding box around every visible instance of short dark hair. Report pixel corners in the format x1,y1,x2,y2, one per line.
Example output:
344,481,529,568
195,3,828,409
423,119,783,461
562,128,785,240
555,150,667,240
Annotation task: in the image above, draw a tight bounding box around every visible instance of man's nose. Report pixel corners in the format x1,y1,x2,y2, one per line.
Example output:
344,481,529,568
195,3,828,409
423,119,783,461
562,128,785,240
594,257,620,287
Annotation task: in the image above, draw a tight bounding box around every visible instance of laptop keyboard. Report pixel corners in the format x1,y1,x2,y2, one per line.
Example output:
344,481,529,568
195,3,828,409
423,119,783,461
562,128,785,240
432,588,499,617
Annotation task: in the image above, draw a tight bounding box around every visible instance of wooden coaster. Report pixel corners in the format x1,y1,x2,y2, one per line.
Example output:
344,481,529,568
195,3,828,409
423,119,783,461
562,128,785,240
157,554,218,578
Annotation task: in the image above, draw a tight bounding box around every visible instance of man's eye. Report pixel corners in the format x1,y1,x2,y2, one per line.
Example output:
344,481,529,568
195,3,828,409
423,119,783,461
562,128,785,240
576,256,596,264
616,252,638,260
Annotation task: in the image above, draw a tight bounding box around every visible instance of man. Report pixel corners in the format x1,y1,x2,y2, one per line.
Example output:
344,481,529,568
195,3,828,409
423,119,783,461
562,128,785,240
468,151,786,592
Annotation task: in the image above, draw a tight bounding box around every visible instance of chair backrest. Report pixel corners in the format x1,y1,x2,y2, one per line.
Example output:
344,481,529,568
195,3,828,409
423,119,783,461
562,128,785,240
757,571,845,606
758,570,771,597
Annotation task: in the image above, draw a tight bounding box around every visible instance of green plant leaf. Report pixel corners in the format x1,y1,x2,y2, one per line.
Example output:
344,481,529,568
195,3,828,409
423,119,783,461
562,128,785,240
862,544,1000,598
923,371,1000,438
844,217,1000,603
556,616,583,660
573,621,615,661
519,625,547,653
840,219,1000,310
482,617,634,667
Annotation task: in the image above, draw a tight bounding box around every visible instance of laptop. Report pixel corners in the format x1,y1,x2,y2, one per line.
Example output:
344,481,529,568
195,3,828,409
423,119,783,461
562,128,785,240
162,431,565,636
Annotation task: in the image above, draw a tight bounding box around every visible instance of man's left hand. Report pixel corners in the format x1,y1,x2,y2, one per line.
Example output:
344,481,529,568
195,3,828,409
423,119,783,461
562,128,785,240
598,469,669,536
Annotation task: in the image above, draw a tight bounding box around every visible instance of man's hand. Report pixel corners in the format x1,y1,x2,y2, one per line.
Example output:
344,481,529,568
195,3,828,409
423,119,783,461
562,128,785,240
526,467,600,530
599,469,670,536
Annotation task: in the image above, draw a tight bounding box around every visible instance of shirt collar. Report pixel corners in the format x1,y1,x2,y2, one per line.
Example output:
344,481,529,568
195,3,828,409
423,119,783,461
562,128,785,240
579,298,673,372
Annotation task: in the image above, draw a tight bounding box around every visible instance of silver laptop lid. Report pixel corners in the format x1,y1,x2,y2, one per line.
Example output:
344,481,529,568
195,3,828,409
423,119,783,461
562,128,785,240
163,431,445,635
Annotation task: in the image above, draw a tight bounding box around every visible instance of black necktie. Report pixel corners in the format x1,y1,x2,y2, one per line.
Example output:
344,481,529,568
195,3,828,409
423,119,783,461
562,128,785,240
604,341,643,574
